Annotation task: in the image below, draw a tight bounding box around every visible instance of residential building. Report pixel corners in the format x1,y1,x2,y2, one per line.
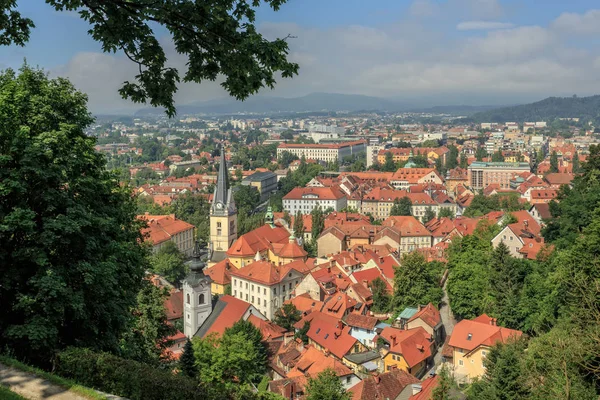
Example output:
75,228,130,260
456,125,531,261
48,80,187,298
345,313,389,349
283,186,347,214
366,144,385,167
467,162,531,190
242,171,278,202
277,140,367,163
306,317,367,361
139,214,195,256
491,211,544,259
405,303,443,346
230,259,306,319
449,314,522,383
348,369,420,400
391,168,444,190
382,216,433,254
378,326,433,377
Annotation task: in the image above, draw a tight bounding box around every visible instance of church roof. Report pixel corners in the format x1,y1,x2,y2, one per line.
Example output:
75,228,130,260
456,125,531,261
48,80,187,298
213,144,229,206
226,224,291,257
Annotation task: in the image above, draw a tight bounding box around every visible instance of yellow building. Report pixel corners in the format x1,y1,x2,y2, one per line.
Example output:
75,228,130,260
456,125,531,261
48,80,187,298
378,327,432,377
449,314,522,383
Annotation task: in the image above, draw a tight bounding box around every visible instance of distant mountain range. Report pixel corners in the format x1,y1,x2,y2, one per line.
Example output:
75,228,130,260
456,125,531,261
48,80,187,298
134,92,501,117
468,95,600,123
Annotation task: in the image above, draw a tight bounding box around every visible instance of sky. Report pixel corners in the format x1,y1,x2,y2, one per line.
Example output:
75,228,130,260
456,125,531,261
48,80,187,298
3,0,600,113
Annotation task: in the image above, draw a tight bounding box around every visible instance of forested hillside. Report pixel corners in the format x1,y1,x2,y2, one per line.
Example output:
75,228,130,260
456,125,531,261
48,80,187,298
469,95,600,123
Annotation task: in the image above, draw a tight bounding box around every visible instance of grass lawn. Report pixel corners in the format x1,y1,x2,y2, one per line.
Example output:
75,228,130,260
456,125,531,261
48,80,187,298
0,384,27,400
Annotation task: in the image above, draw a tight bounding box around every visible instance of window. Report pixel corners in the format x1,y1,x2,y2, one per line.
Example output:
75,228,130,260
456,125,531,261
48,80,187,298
199,294,205,304
186,294,190,304
273,288,277,295
245,294,248,301
217,222,222,228
252,285,254,292
346,377,351,384
264,299,267,307
252,296,255,303
264,288,266,295
482,350,487,356
187,313,190,320
289,283,292,290
459,360,464,366
217,229,221,236
246,283,248,289
233,279,237,287
234,290,237,297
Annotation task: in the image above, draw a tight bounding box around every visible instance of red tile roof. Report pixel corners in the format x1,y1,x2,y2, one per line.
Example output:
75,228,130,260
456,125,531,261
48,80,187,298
226,224,290,257
283,186,346,201
350,369,419,400
138,214,195,245
379,327,433,368
382,216,431,237
344,313,379,330
449,314,522,352
204,258,232,286
229,260,303,286
306,318,357,359
164,290,183,321
407,303,441,329
247,314,287,340
409,375,439,400
285,293,324,314
202,295,251,338
287,345,353,378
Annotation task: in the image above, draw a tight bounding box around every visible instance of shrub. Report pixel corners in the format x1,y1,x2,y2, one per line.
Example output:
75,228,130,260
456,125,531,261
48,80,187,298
56,348,205,400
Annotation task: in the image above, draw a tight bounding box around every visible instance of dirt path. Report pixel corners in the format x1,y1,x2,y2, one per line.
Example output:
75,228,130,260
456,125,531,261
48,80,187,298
0,362,91,400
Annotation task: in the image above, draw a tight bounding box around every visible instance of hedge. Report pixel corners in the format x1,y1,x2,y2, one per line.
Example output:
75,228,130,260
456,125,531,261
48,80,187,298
56,348,206,400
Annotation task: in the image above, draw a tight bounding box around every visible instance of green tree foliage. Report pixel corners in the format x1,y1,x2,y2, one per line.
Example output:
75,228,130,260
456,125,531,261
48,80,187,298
149,241,188,285
305,369,350,400
572,151,580,173
234,185,260,211
1,1,299,116
422,207,436,224
0,66,148,364
392,253,443,312
295,321,310,344
120,282,176,365
282,211,292,226
350,158,366,172
179,340,198,379
446,145,459,171
543,144,600,248
238,212,265,236
489,242,527,329
459,152,468,169
171,194,211,243
463,194,527,217
431,364,454,400
193,320,268,394
370,277,391,313
273,303,301,331
294,210,305,238
438,208,455,219
475,146,487,161
549,150,559,173
390,197,413,216
421,139,441,147
278,150,298,168
491,149,504,162
382,151,397,172
311,206,325,240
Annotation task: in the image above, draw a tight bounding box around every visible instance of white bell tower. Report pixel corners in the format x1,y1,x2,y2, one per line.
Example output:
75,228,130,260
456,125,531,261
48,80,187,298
183,241,213,339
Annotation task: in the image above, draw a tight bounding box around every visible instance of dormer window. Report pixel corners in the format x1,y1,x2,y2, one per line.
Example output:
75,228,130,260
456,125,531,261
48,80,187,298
467,333,472,341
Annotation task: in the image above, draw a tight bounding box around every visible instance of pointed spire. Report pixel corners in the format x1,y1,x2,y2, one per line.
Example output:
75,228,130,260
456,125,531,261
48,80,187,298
213,143,229,207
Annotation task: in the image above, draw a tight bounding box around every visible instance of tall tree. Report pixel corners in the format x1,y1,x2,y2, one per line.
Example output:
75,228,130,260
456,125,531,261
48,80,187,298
311,206,325,240
446,145,459,171
305,369,350,400
475,146,487,161
293,210,305,239
422,207,436,224
491,149,504,162
459,152,468,169
120,282,176,365
179,340,198,379
0,1,299,116
0,66,148,364
392,253,443,312
572,151,580,173
382,151,397,172
431,364,453,400
273,303,301,331
390,197,413,216
370,277,391,313
149,241,188,286
489,242,524,329
549,150,559,173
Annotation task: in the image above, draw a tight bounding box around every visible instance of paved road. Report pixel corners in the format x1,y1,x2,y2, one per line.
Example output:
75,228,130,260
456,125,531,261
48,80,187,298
431,279,457,373
0,363,124,400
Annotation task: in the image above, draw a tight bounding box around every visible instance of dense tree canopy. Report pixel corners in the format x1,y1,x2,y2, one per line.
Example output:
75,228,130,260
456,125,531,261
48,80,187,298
392,252,443,313
390,197,413,216
149,241,188,286
305,369,350,400
0,0,299,116
0,66,148,364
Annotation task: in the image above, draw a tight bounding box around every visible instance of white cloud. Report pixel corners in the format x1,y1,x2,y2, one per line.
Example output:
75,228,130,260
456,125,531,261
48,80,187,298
49,7,600,113
409,0,438,17
457,21,514,31
552,9,600,35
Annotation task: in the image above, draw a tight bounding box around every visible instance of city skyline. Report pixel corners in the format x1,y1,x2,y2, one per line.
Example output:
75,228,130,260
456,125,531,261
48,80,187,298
3,0,600,113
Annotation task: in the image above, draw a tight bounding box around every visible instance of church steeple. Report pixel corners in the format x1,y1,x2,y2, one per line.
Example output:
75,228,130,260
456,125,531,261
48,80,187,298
209,143,237,262
211,144,236,216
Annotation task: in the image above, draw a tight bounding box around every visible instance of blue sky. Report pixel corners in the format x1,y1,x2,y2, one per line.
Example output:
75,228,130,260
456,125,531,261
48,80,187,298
4,0,600,113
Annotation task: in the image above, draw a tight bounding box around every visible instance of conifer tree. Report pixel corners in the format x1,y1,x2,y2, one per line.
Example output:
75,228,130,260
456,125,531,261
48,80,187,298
179,340,198,379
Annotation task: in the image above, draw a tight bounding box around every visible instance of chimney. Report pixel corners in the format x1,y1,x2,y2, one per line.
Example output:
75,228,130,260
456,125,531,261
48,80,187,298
524,219,529,228
330,259,335,268
374,374,380,384
411,384,423,395
337,321,344,330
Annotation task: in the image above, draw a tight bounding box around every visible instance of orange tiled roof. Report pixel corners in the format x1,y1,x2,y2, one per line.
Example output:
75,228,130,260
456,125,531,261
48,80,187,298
382,216,431,237
283,186,346,201
226,224,290,257
306,318,357,359
201,295,251,338
351,369,419,400
204,258,232,286
449,314,522,352
407,303,441,329
344,313,378,330
229,260,302,286
247,314,286,340
138,214,194,245
379,327,432,368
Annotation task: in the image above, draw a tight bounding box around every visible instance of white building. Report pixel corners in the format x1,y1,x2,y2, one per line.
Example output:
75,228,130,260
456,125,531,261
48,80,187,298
230,260,305,320
283,187,347,214
277,141,366,163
